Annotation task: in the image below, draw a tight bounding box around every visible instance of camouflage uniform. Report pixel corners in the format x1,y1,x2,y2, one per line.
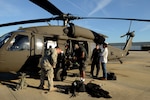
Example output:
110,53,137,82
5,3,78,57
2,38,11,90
39,48,58,91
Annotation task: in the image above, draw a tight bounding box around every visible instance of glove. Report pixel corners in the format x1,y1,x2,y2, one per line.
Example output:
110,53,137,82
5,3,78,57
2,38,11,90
52,62,57,68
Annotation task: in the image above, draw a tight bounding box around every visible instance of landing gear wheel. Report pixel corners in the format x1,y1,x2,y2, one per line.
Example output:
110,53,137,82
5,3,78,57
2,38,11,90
55,68,67,81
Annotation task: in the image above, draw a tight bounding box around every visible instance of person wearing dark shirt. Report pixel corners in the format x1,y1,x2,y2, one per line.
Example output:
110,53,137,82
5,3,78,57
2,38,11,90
90,44,101,78
74,43,87,82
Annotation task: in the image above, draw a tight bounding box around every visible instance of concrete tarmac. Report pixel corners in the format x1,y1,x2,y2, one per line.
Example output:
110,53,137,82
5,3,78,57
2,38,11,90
0,51,150,100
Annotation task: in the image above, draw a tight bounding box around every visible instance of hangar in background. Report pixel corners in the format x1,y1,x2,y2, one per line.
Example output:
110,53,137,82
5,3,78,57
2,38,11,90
110,42,150,51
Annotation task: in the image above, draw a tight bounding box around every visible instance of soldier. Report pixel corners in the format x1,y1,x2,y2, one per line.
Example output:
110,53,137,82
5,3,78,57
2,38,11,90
38,46,61,91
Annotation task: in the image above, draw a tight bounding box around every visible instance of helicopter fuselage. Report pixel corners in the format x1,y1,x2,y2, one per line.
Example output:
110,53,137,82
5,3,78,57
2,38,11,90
0,25,100,72
0,24,134,72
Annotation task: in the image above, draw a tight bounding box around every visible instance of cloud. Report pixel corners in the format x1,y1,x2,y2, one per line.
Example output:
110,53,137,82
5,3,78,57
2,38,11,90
65,0,88,15
88,0,112,16
0,0,20,17
140,24,150,32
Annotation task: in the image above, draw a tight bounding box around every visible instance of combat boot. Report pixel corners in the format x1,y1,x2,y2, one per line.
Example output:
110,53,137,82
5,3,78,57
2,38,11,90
48,87,57,92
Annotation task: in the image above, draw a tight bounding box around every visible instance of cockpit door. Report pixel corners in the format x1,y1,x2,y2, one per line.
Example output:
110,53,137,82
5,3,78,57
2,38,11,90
34,35,44,55
0,33,30,72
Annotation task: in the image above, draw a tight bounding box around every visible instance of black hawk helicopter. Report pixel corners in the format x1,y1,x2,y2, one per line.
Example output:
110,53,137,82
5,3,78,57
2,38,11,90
0,0,149,80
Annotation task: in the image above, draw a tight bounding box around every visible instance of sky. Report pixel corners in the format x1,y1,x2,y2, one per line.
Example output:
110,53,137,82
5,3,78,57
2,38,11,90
0,0,150,43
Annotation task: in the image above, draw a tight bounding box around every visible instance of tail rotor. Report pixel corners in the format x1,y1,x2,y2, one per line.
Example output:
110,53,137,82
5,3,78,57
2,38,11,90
120,20,135,39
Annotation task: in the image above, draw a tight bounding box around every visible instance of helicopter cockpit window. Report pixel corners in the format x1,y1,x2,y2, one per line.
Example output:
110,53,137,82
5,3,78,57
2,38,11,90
0,32,12,48
8,35,30,51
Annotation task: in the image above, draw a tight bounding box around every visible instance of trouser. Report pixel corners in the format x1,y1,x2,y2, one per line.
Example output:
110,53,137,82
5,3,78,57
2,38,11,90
40,63,54,90
101,62,107,78
77,59,86,79
91,61,100,77
78,60,86,71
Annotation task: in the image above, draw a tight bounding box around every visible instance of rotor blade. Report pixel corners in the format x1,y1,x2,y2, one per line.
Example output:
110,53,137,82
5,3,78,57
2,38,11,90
30,0,63,15
120,34,127,38
79,17,150,22
0,18,56,27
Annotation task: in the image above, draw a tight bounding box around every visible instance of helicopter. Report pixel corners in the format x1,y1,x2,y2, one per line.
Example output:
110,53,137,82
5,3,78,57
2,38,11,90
0,0,149,81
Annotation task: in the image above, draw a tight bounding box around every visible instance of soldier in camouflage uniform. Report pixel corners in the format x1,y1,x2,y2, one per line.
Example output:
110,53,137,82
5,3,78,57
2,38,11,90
38,46,61,91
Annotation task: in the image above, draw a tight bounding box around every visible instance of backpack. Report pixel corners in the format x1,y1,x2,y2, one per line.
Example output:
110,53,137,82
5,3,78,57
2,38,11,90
70,80,86,97
107,72,117,80
86,82,112,98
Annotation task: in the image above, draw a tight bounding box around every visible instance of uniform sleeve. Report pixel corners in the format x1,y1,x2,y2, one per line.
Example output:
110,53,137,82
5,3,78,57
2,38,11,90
51,49,58,67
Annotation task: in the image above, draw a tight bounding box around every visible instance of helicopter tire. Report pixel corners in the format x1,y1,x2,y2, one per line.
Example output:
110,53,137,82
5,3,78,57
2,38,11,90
55,68,67,81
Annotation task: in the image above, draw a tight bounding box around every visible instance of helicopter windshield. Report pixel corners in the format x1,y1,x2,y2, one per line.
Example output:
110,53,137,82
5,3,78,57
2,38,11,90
0,32,12,48
8,34,29,51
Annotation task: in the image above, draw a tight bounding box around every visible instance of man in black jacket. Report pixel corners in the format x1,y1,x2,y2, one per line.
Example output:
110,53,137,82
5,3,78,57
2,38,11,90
90,44,101,78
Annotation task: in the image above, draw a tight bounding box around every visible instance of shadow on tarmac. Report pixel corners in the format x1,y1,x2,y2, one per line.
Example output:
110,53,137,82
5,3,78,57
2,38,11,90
0,72,19,91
